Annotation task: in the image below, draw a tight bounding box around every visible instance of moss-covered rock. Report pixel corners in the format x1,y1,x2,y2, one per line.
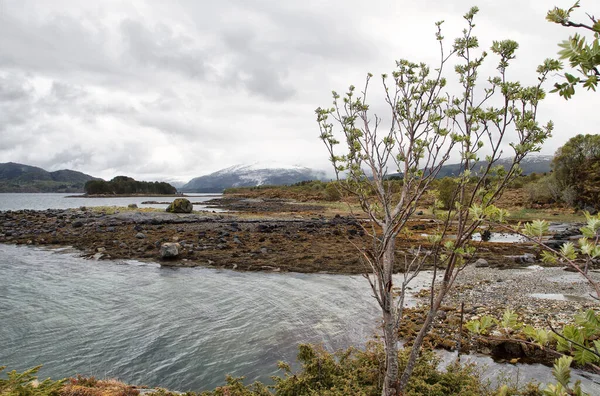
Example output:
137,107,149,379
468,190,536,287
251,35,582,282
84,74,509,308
166,198,193,213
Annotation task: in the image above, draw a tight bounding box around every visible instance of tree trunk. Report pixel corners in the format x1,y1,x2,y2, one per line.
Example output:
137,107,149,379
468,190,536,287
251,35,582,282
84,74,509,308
382,235,399,396
397,282,448,394
382,308,399,395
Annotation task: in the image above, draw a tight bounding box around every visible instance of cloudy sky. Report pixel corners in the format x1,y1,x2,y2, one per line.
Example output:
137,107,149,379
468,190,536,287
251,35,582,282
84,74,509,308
0,0,597,182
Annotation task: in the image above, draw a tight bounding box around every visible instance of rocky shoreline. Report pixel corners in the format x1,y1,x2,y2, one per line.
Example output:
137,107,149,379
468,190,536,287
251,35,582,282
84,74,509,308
0,197,552,274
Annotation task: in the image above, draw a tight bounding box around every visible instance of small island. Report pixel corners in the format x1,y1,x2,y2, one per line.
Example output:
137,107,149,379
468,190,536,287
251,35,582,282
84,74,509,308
82,176,178,196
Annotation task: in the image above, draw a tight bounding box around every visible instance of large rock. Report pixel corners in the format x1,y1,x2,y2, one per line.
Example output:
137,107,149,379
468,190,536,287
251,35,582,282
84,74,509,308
475,258,489,268
160,242,181,259
166,198,193,213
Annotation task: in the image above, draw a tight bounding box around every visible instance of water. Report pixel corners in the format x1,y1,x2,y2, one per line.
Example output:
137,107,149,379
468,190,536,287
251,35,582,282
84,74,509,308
0,193,221,211
2,245,600,393
471,232,527,243
0,244,379,391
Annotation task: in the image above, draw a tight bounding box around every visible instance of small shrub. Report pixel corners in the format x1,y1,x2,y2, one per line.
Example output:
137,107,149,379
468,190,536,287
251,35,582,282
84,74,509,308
323,183,341,201
0,366,64,396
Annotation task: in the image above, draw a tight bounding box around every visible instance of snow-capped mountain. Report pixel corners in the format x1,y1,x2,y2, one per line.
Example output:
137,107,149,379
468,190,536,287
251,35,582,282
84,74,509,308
433,154,554,178
180,162,329,193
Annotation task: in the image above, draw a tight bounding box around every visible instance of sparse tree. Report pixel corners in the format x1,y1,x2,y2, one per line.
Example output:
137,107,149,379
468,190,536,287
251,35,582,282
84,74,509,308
316,7,558,395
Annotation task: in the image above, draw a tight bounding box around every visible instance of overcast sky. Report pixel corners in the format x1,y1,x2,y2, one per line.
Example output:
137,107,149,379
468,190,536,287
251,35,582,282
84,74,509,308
0,0,597,182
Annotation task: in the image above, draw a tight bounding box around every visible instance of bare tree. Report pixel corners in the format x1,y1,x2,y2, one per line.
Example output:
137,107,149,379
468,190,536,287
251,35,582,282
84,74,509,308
316,7,560,395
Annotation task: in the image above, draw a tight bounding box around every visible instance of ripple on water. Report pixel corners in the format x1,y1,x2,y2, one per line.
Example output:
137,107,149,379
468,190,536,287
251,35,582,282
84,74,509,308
1,244,599,393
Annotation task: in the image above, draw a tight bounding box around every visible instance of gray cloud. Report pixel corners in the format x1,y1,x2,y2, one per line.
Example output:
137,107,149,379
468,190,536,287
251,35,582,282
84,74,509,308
0,0,595,182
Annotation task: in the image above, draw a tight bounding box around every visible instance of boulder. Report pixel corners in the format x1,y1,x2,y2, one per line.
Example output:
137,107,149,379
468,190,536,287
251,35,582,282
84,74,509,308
160,242,181,259
166,198,193,213
475,258,489,268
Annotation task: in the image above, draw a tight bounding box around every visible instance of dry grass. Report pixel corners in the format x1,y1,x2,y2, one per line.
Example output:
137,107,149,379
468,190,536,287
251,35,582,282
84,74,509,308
61,376,139,396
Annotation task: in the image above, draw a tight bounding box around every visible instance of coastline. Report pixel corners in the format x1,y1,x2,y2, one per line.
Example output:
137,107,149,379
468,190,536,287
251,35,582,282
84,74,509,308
64,193,192,198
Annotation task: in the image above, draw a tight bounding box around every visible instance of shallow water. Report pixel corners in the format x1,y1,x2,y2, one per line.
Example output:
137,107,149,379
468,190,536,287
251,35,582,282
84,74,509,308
0,193,221,211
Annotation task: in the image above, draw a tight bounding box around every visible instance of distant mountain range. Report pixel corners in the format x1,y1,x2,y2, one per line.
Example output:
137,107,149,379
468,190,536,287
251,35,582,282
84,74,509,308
180,155,554,193
0,162,99,193
0,155,554,194
431,155,554,178
180,163,328,193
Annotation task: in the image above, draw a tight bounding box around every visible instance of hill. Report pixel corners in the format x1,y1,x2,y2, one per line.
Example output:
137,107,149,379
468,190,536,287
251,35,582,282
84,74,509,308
0,162,100,193
388,154,554,179
180,163,328,193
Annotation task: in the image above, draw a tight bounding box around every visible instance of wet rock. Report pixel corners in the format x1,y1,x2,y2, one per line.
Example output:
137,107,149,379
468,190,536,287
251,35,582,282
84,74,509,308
160,242,181,259
545,239,566,249
505,253,536,264
475,258,490,268
166,198,193,213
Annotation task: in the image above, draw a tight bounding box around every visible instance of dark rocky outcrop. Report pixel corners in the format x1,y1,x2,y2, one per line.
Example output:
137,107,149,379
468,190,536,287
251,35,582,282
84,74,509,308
166,198,193,213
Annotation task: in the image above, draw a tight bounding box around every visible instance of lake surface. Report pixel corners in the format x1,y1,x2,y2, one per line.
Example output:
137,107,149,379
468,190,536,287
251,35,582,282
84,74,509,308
0,193,221,211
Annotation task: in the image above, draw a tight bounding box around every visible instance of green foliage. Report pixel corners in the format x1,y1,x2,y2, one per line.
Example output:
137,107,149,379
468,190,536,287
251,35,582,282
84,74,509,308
223,180,345,202
524,175,561,205
547,2,600,99
273,343,500,396
324,182,342,202
465,315,495,335
521,220,550,242
436,178,459,210
543,356,588,396
84,177,177,195
197,376,271,396
0,366,64,396
523,325,551,347
497,308,520,334
551,134,600,210
528,213,600,274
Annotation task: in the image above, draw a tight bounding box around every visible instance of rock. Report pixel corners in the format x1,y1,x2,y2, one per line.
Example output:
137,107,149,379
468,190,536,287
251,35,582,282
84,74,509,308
160,242,181,259
475,258,489,268
97,247,106,253
166,198,193,213
505,253,536,264
545,239,566,249
72,220,83,228
134,224,143,232
135,232,146,239
128,203,138,209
